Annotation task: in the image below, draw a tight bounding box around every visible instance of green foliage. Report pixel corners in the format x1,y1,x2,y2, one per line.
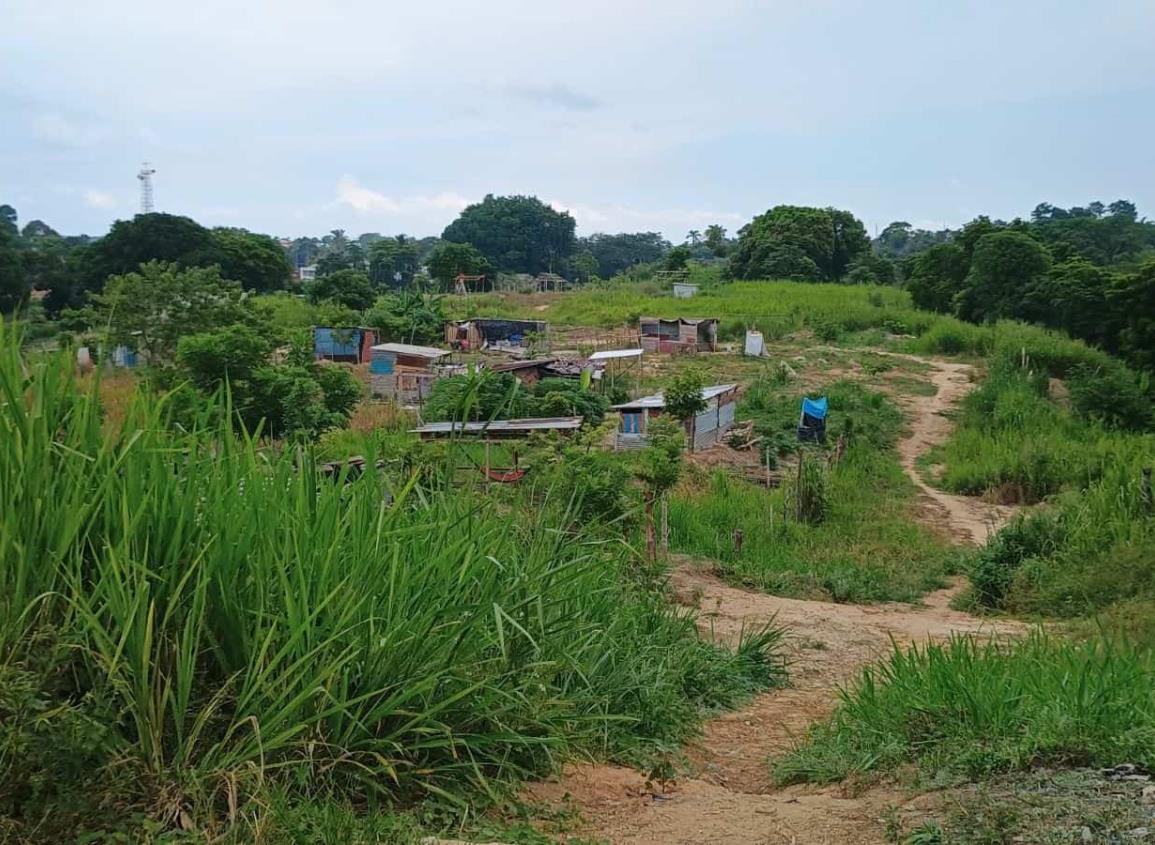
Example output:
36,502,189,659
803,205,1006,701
79,212,221,294
427,241,491,287
368,235,419,288
956,231,1051,323
0,331,785,840
0,220,26,313
904,243,969,313
1066,362,1153,431
728,205,870,282
531,377,610,425
664,366,707,422
210,227,291,292
873,221,953,261
90,261,262,362
634,416,685,500
844,253,896,285
422,370,530,421
307,268,375,311
581,232,670,278
775,634,1155,785
366,289,446,345
663,244,691,271
442,194,576,275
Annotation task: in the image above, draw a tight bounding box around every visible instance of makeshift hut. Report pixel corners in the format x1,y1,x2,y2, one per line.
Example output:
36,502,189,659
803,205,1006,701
638,317,718,353
313,326,378,364
369,342,457,404
490,357,597,385
611,383,738,451
797,396,828,444
672,282,698,299
744,330,768,357
445,318,549,353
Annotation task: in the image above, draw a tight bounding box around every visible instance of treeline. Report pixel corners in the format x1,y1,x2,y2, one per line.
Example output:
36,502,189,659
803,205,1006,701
898,201,1155,371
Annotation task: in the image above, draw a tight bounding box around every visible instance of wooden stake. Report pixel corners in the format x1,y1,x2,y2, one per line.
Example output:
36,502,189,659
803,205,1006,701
1142,467,1152,512
660,496,669,553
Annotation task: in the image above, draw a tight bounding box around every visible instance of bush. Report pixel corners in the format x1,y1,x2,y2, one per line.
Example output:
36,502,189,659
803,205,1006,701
1066,363,1153,431
776,634,1155,785
968,512,1066,609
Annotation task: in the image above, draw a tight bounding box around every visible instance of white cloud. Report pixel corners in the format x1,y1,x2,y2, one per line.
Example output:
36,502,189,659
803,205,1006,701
82,189,116,209
333,176,471,216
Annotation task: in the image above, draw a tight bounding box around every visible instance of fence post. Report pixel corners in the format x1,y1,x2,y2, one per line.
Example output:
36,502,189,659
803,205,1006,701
732,527,744,556
1143,467,1153,512
660,496,669,553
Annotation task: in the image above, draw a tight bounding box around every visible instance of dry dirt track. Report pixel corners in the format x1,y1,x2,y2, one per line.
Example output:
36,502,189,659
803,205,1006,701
523,357,1022,845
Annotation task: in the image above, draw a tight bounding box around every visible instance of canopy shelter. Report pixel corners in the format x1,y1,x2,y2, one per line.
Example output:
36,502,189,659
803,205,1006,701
798,396,828,444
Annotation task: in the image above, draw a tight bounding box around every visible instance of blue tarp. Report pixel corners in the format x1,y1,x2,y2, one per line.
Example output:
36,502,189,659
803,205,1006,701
801,396,828,421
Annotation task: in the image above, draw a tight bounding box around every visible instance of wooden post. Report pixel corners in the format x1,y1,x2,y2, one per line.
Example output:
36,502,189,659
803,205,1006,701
660,496,669,553
796,450,805,522
732,527,744,556
764,446,771,489
1143,467,1152,512
484,440,491,493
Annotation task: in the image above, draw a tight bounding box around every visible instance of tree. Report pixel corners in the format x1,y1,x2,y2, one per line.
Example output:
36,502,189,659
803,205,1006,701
307,269,375,311
633,416,684,559
0,223,26,313
581,232,670,277
211,228,291,292
955,231,1051,323
1110,259,1155,371
1108,199,1138,221
78,213,220,293
686,229,702,246
727,205,869,281
368,236,419,288
844,253,896,285
569,250,599,283
663,244,692,271
0,205,16,236
1021,258,1115,347
904,243,969,313
427,242,490,287
366,289,446,345
873,221,953,261
704,224,728,257
20,220,59,240
315,229,367,276
442,194,576,274
90,262,260,362
664,367,707,424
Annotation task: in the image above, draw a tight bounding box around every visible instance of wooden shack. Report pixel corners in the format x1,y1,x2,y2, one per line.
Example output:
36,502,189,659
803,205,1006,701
638,317,718,353
313,326,379,364
369,342,456,404
445,318,549,353
411,416,583,440
611,383,738,451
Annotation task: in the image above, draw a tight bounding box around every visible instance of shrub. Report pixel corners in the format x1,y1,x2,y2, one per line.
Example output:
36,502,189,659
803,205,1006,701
968,511,1066,609
1066,363,1153,431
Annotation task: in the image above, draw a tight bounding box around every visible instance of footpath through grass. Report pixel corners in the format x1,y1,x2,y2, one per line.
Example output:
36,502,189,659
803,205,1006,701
670,379,959,604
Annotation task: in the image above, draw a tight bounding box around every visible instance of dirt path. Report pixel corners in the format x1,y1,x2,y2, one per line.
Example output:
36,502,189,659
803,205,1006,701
524,357,1020,845
894,358,1014,545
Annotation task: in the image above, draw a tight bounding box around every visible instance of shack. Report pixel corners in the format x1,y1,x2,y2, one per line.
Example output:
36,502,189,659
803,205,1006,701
611,383,739,451
445,318,549,353
369,342,456,404
411,417,583,440
638,317,718,353
490,357,597,385
672,282,699,299
313,326,379,364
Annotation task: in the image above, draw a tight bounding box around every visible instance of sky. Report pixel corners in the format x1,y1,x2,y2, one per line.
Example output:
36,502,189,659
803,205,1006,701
2,0,1154,242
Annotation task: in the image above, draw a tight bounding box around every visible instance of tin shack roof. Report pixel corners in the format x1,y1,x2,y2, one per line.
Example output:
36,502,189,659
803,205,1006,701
611,383,738,411
589,348,644,361
638,317,718,326
370,342,449,359
411,416,583,436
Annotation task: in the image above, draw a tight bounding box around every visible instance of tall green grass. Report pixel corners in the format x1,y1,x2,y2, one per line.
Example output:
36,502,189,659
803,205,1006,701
0,329,784,840
776,634,1155,785
670,381,958,603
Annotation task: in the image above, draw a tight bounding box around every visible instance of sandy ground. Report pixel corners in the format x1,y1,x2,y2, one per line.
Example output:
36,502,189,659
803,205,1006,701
519,355,1022,845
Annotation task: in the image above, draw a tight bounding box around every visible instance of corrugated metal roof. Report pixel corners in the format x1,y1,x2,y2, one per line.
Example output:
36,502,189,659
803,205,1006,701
611,383,738,411
589,348,644,361
371,343,449,358
490,358,557,372
411,416,584,435
638,317,718,326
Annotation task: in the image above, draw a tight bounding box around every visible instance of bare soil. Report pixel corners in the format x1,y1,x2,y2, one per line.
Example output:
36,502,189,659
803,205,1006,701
521,355,1022,844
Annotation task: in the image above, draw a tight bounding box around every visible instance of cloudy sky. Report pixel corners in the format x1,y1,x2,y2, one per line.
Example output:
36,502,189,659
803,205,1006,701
2,0,1154,241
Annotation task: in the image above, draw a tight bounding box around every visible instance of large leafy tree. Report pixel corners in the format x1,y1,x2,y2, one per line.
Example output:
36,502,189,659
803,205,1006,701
904,243,969,313
955,231,1051,323
580,232,669,277
727,205,870,281
211,227,291,292
0,220,26,313
79,213,221,294
1110,259,1155,371
89,262,261,362
442,194,576,274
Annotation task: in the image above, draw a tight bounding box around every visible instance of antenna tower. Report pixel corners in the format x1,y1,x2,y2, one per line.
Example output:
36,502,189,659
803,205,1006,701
137,162,156,213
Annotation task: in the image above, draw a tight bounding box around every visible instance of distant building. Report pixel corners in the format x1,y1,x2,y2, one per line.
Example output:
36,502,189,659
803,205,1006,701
445,318,550,353
672,283,698,299
298,265,318,283
369,342,457,404
313,326,378,364
638,317,719,353
611,383,739,451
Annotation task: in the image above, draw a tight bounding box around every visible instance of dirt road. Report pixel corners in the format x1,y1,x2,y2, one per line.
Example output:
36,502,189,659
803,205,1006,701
523,356,1021,845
